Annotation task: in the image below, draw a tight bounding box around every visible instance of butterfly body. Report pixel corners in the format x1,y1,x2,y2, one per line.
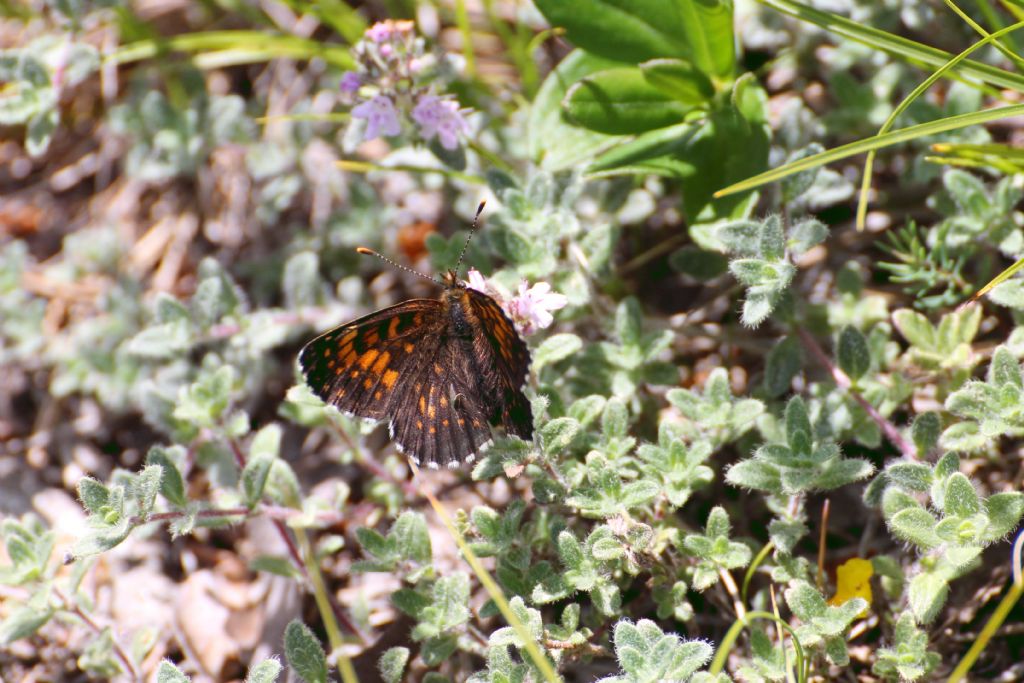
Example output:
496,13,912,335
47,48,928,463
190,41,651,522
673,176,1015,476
299,270,533,469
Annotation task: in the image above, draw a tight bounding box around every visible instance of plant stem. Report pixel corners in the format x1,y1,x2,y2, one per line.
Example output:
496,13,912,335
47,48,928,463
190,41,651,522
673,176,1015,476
292,525,360,683
797,328,917,460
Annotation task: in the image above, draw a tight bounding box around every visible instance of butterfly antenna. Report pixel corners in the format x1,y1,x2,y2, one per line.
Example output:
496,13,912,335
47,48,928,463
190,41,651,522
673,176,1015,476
454,201,486,276
355,247,444,286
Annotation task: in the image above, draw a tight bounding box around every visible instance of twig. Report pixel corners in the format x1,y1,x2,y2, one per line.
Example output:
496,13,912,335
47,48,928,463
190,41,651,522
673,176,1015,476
796,328,917,460
53,585,139,682
718,568,747,620
816,499,830,591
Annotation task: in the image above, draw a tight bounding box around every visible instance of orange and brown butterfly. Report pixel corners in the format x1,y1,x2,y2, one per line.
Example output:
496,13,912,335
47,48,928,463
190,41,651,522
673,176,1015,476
298,202,532,469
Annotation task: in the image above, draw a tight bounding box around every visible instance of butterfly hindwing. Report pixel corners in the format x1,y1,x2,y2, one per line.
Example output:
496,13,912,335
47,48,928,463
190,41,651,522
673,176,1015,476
298,300,444,421
388,340,493,468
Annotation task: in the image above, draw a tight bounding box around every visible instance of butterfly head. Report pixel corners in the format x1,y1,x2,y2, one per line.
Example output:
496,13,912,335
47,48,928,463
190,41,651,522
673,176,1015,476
442,269,464,289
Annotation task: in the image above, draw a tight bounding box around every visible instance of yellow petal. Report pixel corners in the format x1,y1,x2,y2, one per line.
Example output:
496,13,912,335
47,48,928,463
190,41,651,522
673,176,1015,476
829,557,873,617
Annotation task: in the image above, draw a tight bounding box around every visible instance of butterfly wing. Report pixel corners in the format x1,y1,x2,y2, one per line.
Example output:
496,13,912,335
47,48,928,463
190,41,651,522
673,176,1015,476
299,300,444,421
388,339,494,469
466,288,533,439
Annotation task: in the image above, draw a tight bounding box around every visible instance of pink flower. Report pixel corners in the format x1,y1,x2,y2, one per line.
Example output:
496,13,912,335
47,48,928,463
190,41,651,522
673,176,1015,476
365,19,414,44
340,71,361,93
366,22,393,43
411,95,470,150
465,268,491,294
351,95,402,140
508,281,568,335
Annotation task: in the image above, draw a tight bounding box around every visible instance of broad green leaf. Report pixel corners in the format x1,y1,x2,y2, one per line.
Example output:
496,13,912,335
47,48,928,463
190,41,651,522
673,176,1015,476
529,50,620,170
534,0,735,77
640,58,714,104
564,67,690,135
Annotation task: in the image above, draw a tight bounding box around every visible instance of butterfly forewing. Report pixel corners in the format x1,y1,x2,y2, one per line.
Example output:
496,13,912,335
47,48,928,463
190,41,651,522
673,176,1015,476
298,300,445,421
467,288,533,439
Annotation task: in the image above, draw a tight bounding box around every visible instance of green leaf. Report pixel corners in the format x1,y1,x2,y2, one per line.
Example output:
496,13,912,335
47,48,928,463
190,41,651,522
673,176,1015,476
26,107,58,157
282,251,321,309
250,424,282,459
242,454,274,507
982,492,1024,540
763,336,801,397
0,604,54,644
77,477,110,516
420,635,458,666
534,0,735,77
529,50,620,170
534,333,583,372
134,465,163,518
145,446,188,508
989,345,1022,388
640,58,714,104
908,571,949,623
837,326,871,380
540,417,581,454
392,511,432,566
885,462,933,492
564,67,690,135
911,412,941,457
156,660,191,683
725,459,781,493
283,621,327,683
943,473,980,517
378,647,410,683
249,555,301,579
889,507,941,550
246,658,283,683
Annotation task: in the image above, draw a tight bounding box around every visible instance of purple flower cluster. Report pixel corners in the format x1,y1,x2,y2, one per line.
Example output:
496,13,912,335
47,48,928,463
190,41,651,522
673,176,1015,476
342,21,471,151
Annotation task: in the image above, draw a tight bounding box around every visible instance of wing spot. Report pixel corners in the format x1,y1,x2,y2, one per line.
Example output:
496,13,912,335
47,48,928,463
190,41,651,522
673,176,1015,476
440,397,448,407
416,419,423,429
387,316,401,337
374,391,382,400
434,363,443,375
428,404,436,419
363,378,373,389
382,370,399,388
327,360,335,368
358,349,380,370
442,419,449,427
429,426,436,434
322,348,330,358
372,351,391,374
404,342,415,353
419,396,426,414
340,330,357,346
457,418,465,426
350,370,360,378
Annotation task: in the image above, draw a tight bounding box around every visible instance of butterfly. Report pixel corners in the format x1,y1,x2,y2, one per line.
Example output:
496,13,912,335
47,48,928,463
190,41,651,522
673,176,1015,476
298,203,533,469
